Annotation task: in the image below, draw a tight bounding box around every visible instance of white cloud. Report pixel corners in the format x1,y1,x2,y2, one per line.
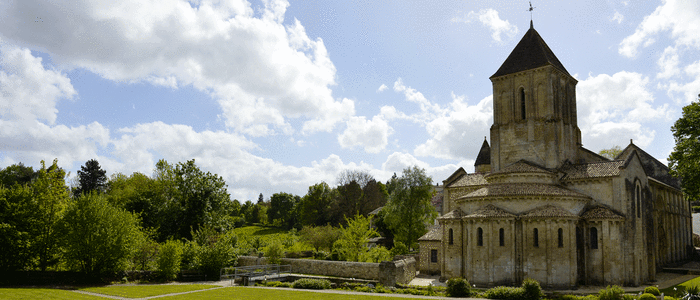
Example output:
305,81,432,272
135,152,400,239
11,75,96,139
657,46,680,79
377,84,388,93
0,42,110,167
576,71,670,150
0,0,352,136
414,93,492,160
618,0,700,58
667,59,700,104
451,9,518,43
612,11,624,24
337,115,394,153
393,78,441,123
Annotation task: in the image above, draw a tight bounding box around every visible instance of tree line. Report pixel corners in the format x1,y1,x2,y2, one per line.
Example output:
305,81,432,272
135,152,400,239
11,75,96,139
0,158,437,277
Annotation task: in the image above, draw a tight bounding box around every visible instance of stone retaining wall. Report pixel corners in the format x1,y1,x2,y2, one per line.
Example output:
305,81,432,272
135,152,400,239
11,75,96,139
237,256,416,286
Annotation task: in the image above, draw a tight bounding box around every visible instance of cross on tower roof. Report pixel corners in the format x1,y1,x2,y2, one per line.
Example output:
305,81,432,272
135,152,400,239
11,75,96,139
528,1,536,26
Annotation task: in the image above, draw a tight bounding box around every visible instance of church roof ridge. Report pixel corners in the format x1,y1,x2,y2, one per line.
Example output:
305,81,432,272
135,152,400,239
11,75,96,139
560,160,625,181
490,24,570,78
458,182,590,199
581,205,625,220
491,159,553,175
418,224,442,241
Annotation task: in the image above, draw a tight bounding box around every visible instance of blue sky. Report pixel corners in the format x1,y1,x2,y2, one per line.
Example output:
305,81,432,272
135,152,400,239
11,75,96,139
1,0,699,201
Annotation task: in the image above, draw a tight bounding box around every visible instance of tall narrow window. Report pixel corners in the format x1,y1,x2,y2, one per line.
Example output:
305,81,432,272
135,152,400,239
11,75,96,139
477,227,483,246
430,249,438,263
520,88,526,120
448,229,454,245
590,227,598,249
636,184,641,218
499,228,505,246
533,228,539,247
558,228,564,248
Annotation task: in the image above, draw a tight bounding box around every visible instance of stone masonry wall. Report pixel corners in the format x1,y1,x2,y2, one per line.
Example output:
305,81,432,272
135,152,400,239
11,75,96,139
237,256,416,286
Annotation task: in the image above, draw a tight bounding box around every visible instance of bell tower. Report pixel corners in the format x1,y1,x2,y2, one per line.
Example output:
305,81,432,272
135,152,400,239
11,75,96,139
489,22,581,171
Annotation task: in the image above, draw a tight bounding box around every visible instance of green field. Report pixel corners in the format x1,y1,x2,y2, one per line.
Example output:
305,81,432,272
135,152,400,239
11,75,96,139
0,286,437,300
0,288,104,300
79,284,219,298
660,275,700,297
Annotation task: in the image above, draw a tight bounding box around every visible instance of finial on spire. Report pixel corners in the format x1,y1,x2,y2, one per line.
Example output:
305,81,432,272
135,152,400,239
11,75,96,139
528,1,536,25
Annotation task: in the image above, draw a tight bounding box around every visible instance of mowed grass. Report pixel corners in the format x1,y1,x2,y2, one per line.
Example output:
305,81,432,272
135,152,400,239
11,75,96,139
79,284,219,298
660,275,700,297
163,286,436,300
0,288,104,300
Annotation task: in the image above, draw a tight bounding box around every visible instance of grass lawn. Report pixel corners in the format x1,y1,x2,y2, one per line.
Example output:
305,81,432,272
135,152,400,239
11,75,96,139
163,286,436,300
660,275,700,297
0,288,104,300
79,284,220,298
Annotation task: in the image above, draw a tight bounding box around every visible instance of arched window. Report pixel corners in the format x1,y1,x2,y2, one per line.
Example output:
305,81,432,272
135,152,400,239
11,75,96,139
477,227,483,246
558,228,564,248
590,227,598,249
520,88,526,120
499,228,505,246
448,229,454,245
533,228,539,247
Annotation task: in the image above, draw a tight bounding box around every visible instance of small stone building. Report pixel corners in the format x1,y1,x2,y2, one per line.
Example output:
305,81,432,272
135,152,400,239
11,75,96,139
418,22,692,288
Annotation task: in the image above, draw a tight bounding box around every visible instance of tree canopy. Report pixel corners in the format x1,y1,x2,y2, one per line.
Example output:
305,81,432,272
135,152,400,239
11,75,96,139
74,159,107,197
669,95,700,201
383,166,436,249
598,146,622,160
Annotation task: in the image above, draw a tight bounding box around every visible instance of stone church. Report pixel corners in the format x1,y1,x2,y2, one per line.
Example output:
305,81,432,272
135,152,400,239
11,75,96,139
418,22,692,288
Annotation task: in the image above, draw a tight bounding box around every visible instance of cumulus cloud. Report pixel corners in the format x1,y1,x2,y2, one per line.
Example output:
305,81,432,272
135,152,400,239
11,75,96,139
451,9,518,43
576,71,670,150
414,93,492,160
667,60,700,104
0,0,352,136
338,115,393,153
618,0,700,58
377,84,388,93
0,42,110,167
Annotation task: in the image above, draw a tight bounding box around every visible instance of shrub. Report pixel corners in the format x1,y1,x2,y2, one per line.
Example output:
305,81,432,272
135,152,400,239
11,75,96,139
390,241,410,257
598,285,625,300
639,293,656,300
362,246,392,262
446,277,471,297
644,287,661,296
485,286,524,300
257,280,292,288
265,240,284,265
687,285,700,296
292,278,332,290
522,278,544,300
157,240,182,280
557,296,598,300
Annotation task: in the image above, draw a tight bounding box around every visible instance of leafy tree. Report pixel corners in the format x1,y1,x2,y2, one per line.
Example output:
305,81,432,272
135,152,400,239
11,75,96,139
130,228,159,271
332,214,378,262
189,226,238,279
330,172,388,225
670,96,700,201
0,184,34,271
0,163,37,187
156,159,231,240
59,193,141,274
157,240,182,280
74,159,107,196
599,146,623,160
299,225,341,252
268,192,300,229
32,159,70,271
384,166,436,249
298,182,336,226
106,172,167,238
336,169,374,188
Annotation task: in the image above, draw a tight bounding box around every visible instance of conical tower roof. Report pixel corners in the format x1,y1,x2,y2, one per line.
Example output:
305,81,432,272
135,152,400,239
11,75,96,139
490,21,570,78
474,138,490,167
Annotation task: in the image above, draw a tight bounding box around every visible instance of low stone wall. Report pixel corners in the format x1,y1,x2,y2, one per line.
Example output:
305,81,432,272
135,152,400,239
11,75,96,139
237,256,416,286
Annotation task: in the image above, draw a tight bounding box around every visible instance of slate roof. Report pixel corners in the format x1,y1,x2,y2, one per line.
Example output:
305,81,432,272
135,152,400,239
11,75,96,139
448,173,487,188
560,161,625,181
491,22,571,78
464,204,515,219
460,183,589,199
474,138,491,167
438,208,464,220
521,204,577,219
492,160,553,175
581,206,625,220
418,225,442,241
